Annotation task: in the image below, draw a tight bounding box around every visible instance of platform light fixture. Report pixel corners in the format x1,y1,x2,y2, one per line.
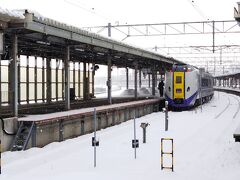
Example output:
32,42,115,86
36,40,50,45
75,48,84,52
97,52,104,55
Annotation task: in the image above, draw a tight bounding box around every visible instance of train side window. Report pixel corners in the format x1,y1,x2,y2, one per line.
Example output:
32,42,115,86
202,78,208,87
168,86,171,92
176,76,182,84
187,87,190,92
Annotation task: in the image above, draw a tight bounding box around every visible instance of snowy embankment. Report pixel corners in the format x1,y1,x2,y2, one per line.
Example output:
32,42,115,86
1,92,240,180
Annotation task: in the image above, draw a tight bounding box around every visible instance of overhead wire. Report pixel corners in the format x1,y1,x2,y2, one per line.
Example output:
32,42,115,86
64,0,113,22
186,0,210,20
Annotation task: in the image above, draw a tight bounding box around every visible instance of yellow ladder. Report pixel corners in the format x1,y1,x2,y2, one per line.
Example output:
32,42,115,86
161,138,174,172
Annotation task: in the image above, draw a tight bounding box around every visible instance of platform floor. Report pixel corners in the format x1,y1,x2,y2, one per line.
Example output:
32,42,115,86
18,98,164,123
1,96,162,118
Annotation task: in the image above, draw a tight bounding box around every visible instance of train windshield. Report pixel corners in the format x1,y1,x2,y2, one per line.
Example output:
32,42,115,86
176,76,182,83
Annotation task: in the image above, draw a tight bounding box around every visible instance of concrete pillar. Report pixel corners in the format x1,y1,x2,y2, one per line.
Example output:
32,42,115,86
134,61,138,99
11,34,18,117
139,69,141,88
148,73,151,88
152,68,156,96
92,63,95,96
17,55,20,104
26,56,29,104
83,61,87,100
56,59,59,101
42,57,45,102
34,56,37,103
107,55,112,104
64,46,70,110
73,61,76,91
46,57,51,103
0,57,1,105
78,62,81,98
126,67,129,89
62,60,64,100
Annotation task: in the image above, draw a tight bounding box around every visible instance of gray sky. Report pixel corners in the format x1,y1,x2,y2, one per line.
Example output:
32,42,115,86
1,0,239,75
0,0,238,27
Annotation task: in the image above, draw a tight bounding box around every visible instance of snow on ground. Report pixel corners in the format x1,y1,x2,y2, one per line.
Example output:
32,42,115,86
1,91,240,180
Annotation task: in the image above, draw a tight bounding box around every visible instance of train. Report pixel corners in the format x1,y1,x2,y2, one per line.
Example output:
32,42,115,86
165,63,214,108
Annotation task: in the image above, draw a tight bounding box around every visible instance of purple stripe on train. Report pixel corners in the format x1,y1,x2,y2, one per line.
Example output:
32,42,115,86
165,91,198,107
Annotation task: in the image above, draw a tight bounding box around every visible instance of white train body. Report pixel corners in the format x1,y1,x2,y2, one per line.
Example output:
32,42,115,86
165,64,214,108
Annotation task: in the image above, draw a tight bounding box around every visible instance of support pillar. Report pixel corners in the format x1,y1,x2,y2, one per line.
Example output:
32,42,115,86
107,55,112,104
34,56,37,103
152,67,156,96
17,55,20,104
42,57,45,102
78,62,81,98
0,57,1,105
83,61,87,100
148,73,151,88
11,34,18,117
126,67,129,89
62,60,64,100
134,61,138,99
46,57,52,103
56,59,59,101
139,69,141,88
26,56,29,104
64,46,70,110
92,63,95,96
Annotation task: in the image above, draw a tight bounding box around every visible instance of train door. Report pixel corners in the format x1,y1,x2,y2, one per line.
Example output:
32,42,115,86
173,72,185,99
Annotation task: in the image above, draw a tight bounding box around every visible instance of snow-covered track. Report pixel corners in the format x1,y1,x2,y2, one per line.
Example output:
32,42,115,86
229,95,240,119
214,97,231,119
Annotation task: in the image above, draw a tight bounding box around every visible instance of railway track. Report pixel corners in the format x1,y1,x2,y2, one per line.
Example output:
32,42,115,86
214,94,240,119
230,95,240,119
214,97,231,119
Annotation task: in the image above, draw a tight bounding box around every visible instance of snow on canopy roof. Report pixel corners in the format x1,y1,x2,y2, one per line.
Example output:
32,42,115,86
0,7,181,63
22,10,177,62
214,72,240,78
0,7,24,22
13,9,44,19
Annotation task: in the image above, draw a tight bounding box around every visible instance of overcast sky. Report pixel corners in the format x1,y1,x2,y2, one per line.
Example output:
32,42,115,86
0,0,238,27
1,0,239,75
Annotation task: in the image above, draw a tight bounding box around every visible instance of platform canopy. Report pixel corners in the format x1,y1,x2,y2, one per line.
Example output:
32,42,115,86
214,72,240,79
0,8,181,70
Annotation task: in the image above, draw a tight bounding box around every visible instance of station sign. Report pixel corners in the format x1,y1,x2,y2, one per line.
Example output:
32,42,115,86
92,137,99,147
132,139,139,148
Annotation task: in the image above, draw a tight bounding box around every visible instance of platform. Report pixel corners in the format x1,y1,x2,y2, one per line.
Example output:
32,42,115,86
6,98,164,151
214,87,240,96
18,98,162,124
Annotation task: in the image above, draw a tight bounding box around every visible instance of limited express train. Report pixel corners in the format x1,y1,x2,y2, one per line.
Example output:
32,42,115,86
165,64,214,108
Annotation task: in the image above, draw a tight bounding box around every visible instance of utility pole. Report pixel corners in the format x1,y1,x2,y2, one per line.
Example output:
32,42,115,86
108,23,111,37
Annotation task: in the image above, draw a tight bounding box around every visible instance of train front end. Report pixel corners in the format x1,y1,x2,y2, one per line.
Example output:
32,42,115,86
165,64,199,108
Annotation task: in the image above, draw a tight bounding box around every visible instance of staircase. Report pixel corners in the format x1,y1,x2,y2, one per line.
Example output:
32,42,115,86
11,121,35,151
